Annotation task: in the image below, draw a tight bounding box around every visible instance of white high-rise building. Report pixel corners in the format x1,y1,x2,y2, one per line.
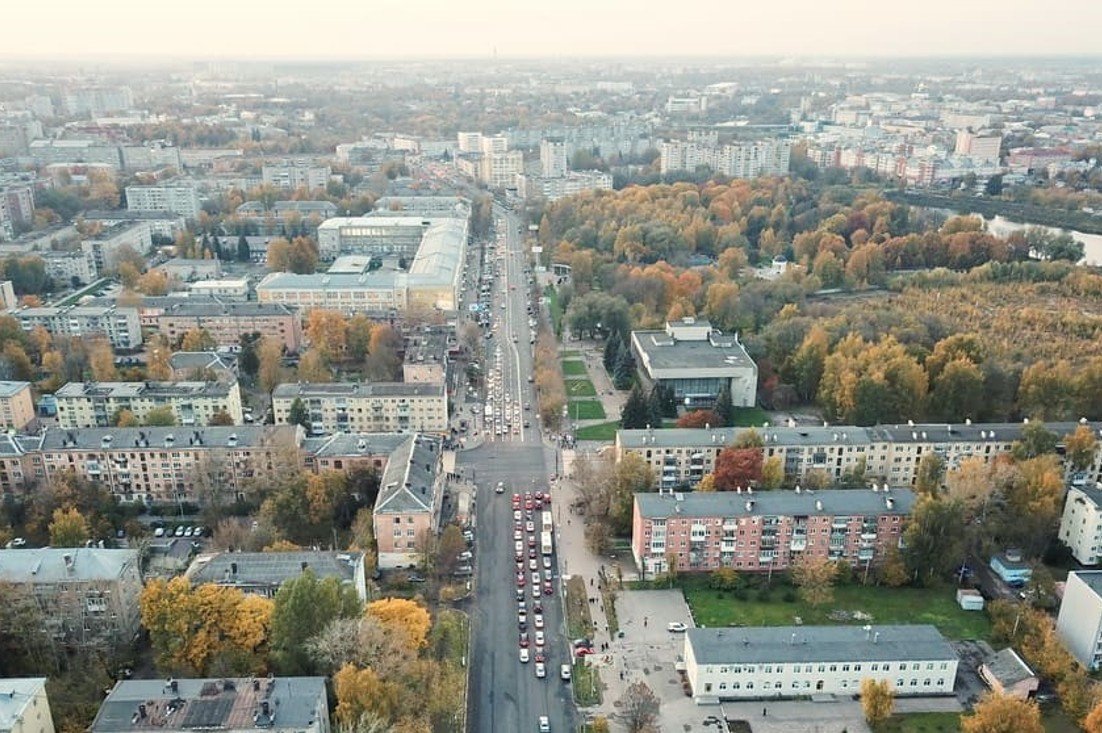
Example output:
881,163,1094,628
540,138,568,178
262,161,331,190
125,184,201,219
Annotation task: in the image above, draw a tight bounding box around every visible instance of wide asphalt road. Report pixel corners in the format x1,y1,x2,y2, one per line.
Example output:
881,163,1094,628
464,208,575,733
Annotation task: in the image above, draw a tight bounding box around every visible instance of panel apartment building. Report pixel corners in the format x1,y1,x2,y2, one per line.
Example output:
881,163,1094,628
632,487,916,575
55,380,244,428
374,434,445,568
155,301,303,352
124,184,201,219
13,304,142,350
272,382,447,435
659,138,791,178
617,421,1102,491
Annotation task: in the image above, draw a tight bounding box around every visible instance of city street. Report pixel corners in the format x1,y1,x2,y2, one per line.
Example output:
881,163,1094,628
463,207,575,733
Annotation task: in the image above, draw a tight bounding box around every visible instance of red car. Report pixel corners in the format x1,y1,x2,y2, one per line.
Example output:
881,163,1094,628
574,646,594,657
516,573,526,587
528,536,537,548
519,632,530,648
543,581,554,595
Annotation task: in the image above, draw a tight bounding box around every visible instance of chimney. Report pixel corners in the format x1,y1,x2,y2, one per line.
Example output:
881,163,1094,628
231,562,238,575
301,561,309,572
874,632,880,644
63,553,74,571
139,704,147,719
169,679,178,693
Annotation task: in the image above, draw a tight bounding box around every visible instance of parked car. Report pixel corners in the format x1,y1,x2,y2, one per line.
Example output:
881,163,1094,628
667,622,688,633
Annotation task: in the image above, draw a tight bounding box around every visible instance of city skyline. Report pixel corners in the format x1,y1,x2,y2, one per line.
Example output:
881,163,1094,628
2,0,1101,60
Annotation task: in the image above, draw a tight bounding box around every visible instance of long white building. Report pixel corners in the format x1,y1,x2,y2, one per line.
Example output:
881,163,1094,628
124,184,201,219
272,381,447,435
1060,485,1102,566
685,625,958,701
1056,571,1102,671
13,304,142,349
55,380,244,428
660,138,791,178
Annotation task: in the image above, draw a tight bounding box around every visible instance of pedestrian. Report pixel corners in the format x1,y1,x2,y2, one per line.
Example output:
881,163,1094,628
619,670,624,680
643,617,648,628
762,707,767,717
590,578,593,587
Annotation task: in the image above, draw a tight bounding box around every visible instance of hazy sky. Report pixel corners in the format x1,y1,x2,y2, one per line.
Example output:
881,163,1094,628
5,0,1101,60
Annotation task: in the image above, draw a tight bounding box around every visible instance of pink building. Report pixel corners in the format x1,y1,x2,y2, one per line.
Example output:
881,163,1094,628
632,487,916,576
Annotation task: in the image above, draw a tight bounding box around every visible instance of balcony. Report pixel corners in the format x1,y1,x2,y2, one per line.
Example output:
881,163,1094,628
858,548,875,561
832,519,849,529
790,538,807,552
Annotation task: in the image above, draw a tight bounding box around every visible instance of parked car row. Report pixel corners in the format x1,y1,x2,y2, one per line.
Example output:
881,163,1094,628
153,525,208,539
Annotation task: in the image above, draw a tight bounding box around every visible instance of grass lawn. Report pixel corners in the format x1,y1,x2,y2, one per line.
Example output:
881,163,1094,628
569,399,607,420
572,659,603,706
560,349,580,357
565,575,594,640
731,406,772,427
575,421,620,441
565,379,597,397
874,712,961,733
561,360,589,376
685,580,991,641
545,285,563,337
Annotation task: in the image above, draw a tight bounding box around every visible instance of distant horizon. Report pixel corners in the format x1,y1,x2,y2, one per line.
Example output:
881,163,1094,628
1,0,1099,61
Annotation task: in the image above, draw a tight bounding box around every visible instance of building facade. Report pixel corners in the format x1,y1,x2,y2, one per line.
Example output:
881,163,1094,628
81,222,153,273
42,251,97,286
631,318,757,409
632,488,915,575
684,625,958,701
124,184,201,219
54,380,244,428
0,548,142,648
13,304,142,350
540,138,568,178
272,382,447,435
1059,485,1102,565
91,677,329,733
155,301,303,352
0,183,35,241
261,161,330,190
0,381,35,431
374,434,445,568
617,421,1102,491
660,138,791,178
1056,571,1102,671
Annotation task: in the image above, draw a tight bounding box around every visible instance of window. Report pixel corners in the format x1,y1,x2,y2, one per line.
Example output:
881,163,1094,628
923,679,931,686
818,665,825,672
897,679,904,687
829,665,837,672
842,664,850,672
746,682,754,690
910,679,918,686
764,666,772,673
719,682,727,690
937,678,944,686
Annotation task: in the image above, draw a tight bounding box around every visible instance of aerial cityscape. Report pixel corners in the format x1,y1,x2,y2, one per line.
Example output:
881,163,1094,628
2,5,1102,733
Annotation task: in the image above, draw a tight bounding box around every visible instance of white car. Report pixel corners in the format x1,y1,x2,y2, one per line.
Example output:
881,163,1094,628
519,647,530,663
495,482,505,494
542,556,552,569
534,630,545,646
538,716,550,733
667,622,689,633
529,558,539,571
531,572,541,586
534,614,544,630
560,664,571,681
526,521,536,533
535,661,546,678
514,530,523,542
513,510,522,521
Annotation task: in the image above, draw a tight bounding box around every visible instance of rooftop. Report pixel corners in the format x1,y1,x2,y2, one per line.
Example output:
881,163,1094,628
0,380,30,397
55,380,236,399
686,625,957,666
0,678,47,732
164,301,295,318
635,487,917,520
39,425,300,452
187,551,363,588
632,328,754,374
1070,570,1102,598
91,677,327,733
273,381,444,399
982,648,1036,687
376,434,442,514
304,432,408,459
0,548,139,584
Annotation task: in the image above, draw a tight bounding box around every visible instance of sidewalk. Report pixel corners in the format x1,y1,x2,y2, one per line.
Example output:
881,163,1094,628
553,447,634,723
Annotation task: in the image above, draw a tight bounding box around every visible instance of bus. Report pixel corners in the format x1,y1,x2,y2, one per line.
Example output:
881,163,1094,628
540,510,553,533
540,531,553,556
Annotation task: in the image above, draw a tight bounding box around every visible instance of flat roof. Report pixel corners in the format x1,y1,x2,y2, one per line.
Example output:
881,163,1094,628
55,380,235,399
39,425,299,451
304,432,408,459
687,625,956,666
636,487,917,520
632,329,754,373
982,648,1035,687
1070,570,1102,598
0,548,139,583
0,678,47,731
273,381,444,399
165,301,295,318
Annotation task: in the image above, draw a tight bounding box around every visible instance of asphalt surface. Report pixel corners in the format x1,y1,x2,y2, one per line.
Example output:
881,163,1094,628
463,207,575,733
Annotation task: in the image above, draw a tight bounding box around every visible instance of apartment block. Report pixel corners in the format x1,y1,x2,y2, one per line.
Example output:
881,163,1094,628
955,129,1002,162
1056,571,1102,671
540,138,568,178
62,87,133,116
261,161,330,190
272,382,447,435
155,301,303,352
124,184,201,219
632,487,915,575
55,380,244,428
0,678,53,733
13,304,142,349
659,138,790,178
0,183,35,241
684,625,957,701
302,432,407,475
42,251,97,286
81,222,153,273
91,677,329,733
617,421,1102,491
0,548,142,648
28,425,301,505
0,381,35,431
515,170,613,202
1060,485,1102,565
82,210,186,241
119,142,181,172
374,434,444,568
28,140,122,168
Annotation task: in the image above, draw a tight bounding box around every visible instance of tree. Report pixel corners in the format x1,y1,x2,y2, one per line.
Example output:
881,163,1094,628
297,348,332,382
914,452,945,496
48,507,89,547
365,598,431,650
209,409,235,426
347,315,374,362
1012,421,1060,460
714,384,733,426
709,566,739,591
305,310,349,361
364,325,402,380
676,410,722,429
620,383,652,430
145,334,172,380
790,553,839,606
945,457,995,520
333,664,402,728
144,406,176,426
137,269,171,296
110,408,139,427
584,521,613,555
876,546,910,587
180,328,217,352
860,678,895,726
1064,424,1098,473
618,681,660,733
88,337,117,381
436,525,466,578
962,693,1043,733
270,569,362,675
612,342,636,390
257,336,285,394
238,333,261,377
288,397,310,429
1083,699,1102,733
760,456,784,489
713,442,764,490
928,358,985,422
903,497,966,585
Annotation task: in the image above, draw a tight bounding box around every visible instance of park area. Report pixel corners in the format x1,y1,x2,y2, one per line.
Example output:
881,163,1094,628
682,578,992,641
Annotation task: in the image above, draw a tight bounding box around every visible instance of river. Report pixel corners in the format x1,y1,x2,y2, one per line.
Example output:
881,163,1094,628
937,211,1102,266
